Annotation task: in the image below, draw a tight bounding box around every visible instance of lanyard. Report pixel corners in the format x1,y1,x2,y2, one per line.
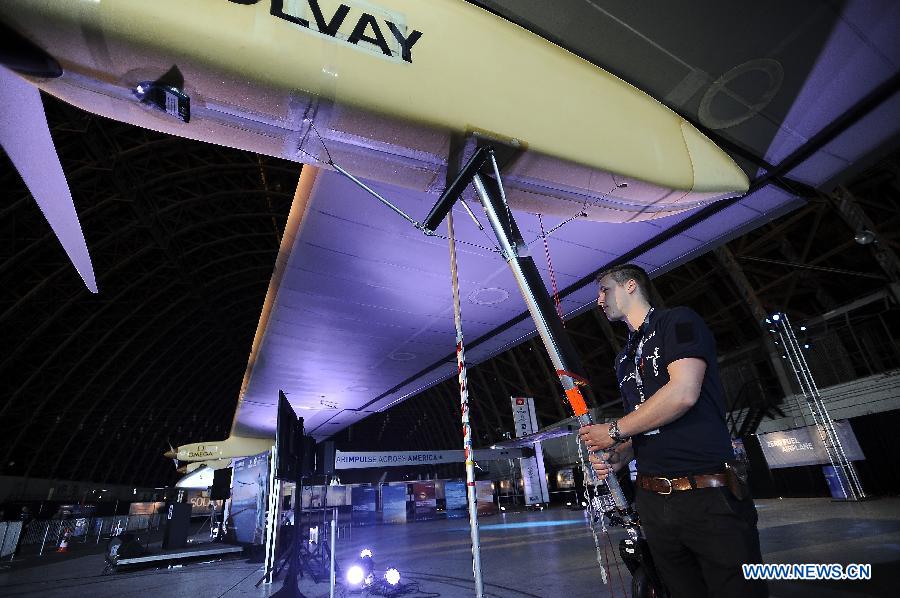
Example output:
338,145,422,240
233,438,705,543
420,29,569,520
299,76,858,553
629,308,654,401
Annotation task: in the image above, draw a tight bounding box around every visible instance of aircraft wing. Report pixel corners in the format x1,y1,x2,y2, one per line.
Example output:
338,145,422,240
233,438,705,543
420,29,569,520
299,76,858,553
230,162,802,440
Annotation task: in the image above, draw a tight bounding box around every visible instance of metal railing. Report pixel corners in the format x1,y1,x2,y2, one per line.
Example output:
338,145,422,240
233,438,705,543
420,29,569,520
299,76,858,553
11,514,162,557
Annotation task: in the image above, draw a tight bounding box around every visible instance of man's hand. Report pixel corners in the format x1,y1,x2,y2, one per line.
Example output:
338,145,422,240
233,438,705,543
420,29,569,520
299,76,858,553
588,450,624,481
578,424,616,452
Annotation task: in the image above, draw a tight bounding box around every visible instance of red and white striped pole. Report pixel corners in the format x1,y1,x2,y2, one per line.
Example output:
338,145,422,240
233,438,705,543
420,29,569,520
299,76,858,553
447,211,484,597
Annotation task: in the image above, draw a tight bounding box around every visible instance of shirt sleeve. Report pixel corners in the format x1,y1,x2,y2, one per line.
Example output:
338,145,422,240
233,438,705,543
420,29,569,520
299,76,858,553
660,307,715,366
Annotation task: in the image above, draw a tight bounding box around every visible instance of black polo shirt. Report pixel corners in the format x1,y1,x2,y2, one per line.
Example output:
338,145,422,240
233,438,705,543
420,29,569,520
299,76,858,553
615,306,733,477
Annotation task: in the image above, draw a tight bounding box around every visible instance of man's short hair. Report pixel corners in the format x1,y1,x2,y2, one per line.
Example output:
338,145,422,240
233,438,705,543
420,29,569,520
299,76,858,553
595,263,655,305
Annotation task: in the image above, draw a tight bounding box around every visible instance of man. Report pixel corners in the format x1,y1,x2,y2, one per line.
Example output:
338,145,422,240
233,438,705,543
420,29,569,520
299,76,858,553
579,264,766,598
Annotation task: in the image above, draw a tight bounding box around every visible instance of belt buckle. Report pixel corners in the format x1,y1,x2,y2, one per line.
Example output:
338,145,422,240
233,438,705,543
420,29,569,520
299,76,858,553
654,477,673,495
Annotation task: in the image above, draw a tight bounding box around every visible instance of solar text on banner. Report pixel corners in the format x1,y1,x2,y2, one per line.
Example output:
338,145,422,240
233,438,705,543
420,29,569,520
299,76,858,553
510,397,550,504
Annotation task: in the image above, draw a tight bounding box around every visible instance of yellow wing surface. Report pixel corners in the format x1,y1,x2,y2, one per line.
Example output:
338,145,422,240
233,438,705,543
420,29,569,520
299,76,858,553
1,0,747,222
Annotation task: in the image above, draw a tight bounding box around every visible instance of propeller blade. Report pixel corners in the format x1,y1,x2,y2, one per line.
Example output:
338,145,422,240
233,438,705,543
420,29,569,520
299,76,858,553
0,67,98,293
164,440,179,466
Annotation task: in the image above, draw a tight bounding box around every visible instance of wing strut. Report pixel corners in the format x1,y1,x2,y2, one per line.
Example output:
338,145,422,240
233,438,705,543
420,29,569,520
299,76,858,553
330,141,648,585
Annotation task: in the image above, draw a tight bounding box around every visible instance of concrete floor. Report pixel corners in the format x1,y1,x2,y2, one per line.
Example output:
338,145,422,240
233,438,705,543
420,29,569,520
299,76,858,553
1,497,898,597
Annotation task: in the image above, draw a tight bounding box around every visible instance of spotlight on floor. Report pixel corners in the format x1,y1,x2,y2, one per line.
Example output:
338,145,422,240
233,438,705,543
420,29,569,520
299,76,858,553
347,548,375,586
384,567,401,586
347,565,365,586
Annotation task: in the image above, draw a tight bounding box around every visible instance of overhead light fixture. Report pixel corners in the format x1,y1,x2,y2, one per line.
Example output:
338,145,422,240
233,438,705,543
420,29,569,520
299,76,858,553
468,287,509,306
388,352,416,361
854,228,876,245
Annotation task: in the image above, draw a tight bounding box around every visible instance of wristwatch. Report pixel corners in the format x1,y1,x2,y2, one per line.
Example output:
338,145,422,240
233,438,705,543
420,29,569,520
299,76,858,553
608,419,628,442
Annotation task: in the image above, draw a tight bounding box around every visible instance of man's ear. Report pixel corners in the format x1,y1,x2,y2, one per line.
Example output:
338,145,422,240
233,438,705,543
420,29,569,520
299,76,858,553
625,279,637,295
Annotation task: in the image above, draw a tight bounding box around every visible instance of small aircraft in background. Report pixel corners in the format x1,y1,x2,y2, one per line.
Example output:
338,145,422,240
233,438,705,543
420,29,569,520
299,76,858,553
164,436,274,488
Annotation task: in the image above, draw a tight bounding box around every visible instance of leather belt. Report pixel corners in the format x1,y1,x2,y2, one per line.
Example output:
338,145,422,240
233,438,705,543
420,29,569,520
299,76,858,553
636,473,728,495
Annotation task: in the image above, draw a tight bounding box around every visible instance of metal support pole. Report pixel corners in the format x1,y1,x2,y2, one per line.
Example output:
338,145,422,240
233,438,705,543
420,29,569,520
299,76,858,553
773,313,865,500
39,523,50,556
472,172,632,520
329,508,336,598
263,445,279,584
447,211,485,598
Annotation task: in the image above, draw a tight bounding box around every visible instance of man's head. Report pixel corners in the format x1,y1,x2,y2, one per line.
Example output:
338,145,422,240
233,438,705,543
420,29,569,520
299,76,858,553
596,264,653,322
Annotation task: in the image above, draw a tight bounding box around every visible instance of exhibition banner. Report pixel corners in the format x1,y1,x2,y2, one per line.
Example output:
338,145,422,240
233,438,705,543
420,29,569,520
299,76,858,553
351,486,377,526
444,480,467,518
413,481,437,521
302,484,326,509
73,517,88,537
186,490,214,516
301,484,351,509
381,484,407,524
758,420,864,469
129,501,164,516
555,468,575,489
511,397,550,504
0,522,22,558
231,450,270,544
336,450,462,469
475,480,495,516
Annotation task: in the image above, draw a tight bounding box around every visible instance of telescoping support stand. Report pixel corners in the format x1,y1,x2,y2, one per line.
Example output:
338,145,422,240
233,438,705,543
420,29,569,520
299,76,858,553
420,148,633,512
331,144,658,593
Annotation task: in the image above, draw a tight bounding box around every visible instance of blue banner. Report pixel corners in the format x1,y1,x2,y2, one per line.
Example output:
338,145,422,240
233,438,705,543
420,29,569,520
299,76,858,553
381,484,407,524
230,451,270,544
351,486,377,527
444,480,467,518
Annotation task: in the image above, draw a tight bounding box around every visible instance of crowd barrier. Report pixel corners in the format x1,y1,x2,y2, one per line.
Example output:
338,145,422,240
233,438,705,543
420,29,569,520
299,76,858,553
2,514,162,558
